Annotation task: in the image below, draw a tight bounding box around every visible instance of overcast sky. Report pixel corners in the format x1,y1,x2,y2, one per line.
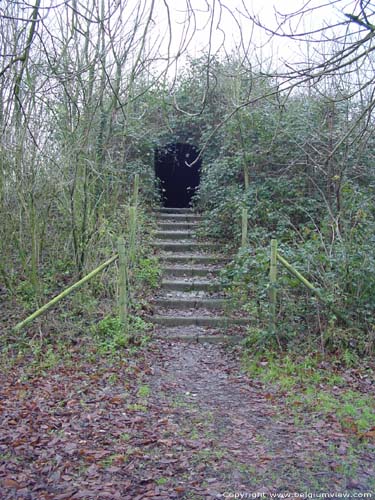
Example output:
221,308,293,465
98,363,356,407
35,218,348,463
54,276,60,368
152,0,360,71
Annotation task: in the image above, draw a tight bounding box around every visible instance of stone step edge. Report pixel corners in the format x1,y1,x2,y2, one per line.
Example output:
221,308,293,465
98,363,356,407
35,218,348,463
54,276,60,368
161,282,221,292
155,220,201,224
161,268,219,277
154,207,195,213
154,298,230,309
158,255,229,262
155,244,218,251
155,214,202,220
153,334,244,345
158,222,198,227
148,315,248,326
155,231,195,239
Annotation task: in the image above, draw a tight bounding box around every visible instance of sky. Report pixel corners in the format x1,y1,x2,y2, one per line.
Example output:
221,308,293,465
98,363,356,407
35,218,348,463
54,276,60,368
20,0,364,82
151,0,360,72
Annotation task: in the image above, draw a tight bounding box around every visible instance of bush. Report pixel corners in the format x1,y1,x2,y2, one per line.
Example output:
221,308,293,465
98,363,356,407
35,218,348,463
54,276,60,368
211,176,375,357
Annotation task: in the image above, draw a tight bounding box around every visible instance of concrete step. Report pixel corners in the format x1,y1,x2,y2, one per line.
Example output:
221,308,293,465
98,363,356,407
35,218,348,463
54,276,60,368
155,242,217,252
154,297,229,309
161,266,218,277
155,207,195,213
155,231,195,240
158,254,229,265
156,213,202,222
158,222,198,231
161,279,220,292
149,315,248,327
153,333,245,345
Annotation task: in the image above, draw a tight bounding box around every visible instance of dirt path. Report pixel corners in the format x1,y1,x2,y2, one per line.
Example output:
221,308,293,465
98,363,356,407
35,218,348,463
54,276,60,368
1,334,375,499
142,339,375,498
1,206,374,499
145,208,375,498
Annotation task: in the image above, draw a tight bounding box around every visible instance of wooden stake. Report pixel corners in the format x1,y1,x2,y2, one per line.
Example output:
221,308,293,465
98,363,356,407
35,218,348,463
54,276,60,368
270,239,278,332
241,208,248,248
244,166,249,191
117,236,128,329
128,206,137,265
133,173,139,207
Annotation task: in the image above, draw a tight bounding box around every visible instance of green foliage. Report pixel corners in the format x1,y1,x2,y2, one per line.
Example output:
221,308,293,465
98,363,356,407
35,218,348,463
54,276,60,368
93,314,152,353
95,315,124,337
195,158,244,241
70,290,99,316
129,315,153,336
243,352,375,435
196,105,375,357
133,257,161,289
242,327,280,352
223,229,375,355
94,315,128,349
3,50,375,362
137,384,151,398
16,280,37,308
186,60,375,354
199,173,324,246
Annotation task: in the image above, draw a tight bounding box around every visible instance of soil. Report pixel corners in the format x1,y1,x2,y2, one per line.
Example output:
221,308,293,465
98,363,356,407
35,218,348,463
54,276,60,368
144,339,375,498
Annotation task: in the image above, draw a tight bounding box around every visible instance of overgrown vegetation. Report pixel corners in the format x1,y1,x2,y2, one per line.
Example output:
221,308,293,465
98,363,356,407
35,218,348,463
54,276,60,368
243,351,375,439
2,2,375,363
191,63,375,359
2,3,375,497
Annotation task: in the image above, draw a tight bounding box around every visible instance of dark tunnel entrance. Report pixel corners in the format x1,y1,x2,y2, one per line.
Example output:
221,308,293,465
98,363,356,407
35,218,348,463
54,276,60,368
154,143,201,208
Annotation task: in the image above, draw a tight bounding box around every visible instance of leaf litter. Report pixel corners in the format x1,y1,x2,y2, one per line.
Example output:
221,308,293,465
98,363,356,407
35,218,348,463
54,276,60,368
0,335,374,499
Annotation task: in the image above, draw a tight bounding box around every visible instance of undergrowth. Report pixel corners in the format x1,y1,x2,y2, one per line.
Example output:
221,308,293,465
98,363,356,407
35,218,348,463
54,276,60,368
242,350,375,439
197,174,375,360
1,204,160,372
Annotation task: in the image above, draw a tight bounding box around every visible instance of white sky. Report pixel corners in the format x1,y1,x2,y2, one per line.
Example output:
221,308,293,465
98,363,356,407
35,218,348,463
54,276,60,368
153,0,359,72
32,0,363,80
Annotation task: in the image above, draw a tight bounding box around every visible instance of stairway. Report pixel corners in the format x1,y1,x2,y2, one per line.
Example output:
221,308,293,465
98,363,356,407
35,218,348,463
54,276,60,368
150,207,247,343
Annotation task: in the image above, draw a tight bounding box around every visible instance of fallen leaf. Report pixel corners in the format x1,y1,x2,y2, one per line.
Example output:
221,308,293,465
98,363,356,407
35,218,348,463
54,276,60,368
359,430,375,441
3,478,20,488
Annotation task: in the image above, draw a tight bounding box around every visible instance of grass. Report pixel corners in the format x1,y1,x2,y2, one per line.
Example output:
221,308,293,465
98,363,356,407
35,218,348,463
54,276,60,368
127,403,147,412
242,351,375,437
137,384,151,398
155,477,168,486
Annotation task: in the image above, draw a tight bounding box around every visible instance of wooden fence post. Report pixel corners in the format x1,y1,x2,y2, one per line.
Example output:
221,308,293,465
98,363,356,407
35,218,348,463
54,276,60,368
244,166,249,191
241,208,248,248
128,206,137,265
117,236,128,331
133,173,139,207
270,239,278,332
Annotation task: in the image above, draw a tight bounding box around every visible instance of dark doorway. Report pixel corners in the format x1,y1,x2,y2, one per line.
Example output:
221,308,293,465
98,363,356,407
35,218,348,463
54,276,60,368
154,143,201,207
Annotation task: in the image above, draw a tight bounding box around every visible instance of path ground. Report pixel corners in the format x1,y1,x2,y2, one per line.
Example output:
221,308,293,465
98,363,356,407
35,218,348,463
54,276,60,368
1,336,374,499
145,339,375,497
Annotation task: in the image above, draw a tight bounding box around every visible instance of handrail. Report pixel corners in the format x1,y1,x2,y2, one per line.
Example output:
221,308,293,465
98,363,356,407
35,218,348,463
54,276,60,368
13,174,141,333
270,239,352,328
13,254,118,332
276,252,324,300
